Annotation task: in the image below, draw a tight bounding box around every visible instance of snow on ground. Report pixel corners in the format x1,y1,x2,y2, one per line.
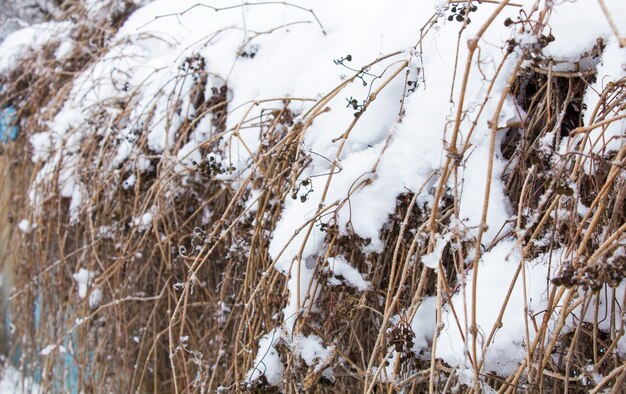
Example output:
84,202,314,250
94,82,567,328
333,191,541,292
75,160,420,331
0,365,40,394
1,0,624,388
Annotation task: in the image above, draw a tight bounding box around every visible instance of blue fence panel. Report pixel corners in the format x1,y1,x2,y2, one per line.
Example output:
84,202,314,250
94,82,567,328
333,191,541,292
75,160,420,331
0,105,18,143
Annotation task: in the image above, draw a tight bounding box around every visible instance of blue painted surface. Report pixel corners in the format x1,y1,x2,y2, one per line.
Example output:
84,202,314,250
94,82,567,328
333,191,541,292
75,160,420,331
1,87,79,390
7,291,83,393
0,105,18,143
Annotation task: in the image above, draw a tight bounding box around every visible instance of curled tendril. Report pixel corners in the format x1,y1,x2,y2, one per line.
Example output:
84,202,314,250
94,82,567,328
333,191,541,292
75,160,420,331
193,227,206,238
179,227,209,257
179,245,189,257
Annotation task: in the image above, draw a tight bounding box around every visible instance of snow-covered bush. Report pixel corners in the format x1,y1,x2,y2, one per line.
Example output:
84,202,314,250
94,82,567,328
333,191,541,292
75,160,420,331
0,0,624,392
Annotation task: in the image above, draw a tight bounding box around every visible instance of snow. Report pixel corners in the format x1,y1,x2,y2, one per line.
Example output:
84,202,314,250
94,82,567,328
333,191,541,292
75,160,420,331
437,242,559,376
122,173,136,190
133,208,155,232
0,366,40,394
410,296,437,355
325,256,371,291
89,287,103,309
72,268,96,299
17,219,34,233
0,21,70,72
69,184,84,224
245,328,284,387
54,39,74,60
294,334,334,373
458,367,498,394
421,234,452,270
29,132,53,162
281,255,318,334
37,344,53,357
579,37,626,157
542,0,625,62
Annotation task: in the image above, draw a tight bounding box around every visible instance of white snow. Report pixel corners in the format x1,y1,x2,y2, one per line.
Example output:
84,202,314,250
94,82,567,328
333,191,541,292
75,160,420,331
54,39,74,60
0,21,70,72
72,268,96,299
421,234,452,270
39,344,67,356
17,219,34,233
245,328,284,387
437,241,559,375
579,38,626,157
542,1,625,62
0,366,40,394
410,296,438,355
325,256,371,291
122,174,136,190
89,287,103,309
294,334,334,373
132,208,155,232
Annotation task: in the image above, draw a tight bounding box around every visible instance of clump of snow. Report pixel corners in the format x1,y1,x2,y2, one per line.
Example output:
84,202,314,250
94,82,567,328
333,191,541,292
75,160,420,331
54,39,74,60
294,334,334,373
39,344,67,356
245,328,284,387
122,174,136,190
17,219,35,233
421,234,451,270
72,268,96,299
437,241,559,375
29,132,52,162
458,367,498,394
68,184,84,224
410,296,437,355
542,0,625,62
132,207,155,232
89,287,103,309
136,155,152,173
281,255,318,334
0,21,70,72
538,131,554,156
325,256,371,291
